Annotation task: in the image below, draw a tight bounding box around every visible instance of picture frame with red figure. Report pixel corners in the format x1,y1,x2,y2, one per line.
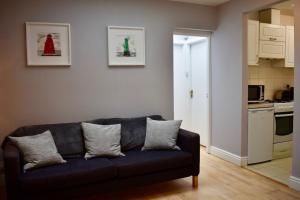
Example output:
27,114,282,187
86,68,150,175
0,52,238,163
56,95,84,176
26,22,71,66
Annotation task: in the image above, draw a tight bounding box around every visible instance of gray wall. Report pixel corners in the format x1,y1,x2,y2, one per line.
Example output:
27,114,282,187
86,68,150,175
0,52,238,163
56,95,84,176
292,1,300,178
211,0,300,178
0,0,217,144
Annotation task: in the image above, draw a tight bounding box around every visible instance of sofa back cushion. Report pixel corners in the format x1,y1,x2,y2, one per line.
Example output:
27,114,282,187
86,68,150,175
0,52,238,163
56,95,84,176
105,115,163,151
5,115,163,157
11,123,84,159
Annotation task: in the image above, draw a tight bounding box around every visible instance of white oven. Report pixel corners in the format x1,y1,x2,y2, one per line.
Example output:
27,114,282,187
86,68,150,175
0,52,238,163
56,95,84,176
274,102,294,144
273,102,294,159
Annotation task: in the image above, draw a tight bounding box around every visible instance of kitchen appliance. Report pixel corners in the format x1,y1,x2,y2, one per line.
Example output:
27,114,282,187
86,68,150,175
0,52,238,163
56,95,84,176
248,107,274,164
274,85,294,102
273,102,294,159
248,85,265,103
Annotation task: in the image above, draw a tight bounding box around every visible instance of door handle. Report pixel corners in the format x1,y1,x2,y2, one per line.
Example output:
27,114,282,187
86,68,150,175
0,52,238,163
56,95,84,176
190,90,194,98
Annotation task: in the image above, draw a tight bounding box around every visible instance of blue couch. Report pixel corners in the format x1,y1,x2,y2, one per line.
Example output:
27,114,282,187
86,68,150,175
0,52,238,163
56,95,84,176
2,115,200,200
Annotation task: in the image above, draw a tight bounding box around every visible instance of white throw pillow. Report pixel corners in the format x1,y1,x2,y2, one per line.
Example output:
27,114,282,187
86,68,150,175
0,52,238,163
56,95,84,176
9,130,66,171
142,118,182,150
81,122,124,159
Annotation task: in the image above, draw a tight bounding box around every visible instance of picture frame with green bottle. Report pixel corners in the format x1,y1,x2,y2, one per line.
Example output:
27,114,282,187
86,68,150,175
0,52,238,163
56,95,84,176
107,26,145,66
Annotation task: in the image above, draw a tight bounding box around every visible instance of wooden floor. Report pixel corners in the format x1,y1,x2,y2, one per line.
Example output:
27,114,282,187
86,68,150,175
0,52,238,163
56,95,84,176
1,148,300,200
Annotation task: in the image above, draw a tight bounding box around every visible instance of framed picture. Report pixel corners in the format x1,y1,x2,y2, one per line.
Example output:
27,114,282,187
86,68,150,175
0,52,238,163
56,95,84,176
108,26,145,66
26,22,71,66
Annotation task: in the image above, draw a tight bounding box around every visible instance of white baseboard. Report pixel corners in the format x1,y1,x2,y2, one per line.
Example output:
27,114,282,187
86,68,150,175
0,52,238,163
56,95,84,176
210,146,248,167
240,156,248,167
289,176,300,191
206,145,211,154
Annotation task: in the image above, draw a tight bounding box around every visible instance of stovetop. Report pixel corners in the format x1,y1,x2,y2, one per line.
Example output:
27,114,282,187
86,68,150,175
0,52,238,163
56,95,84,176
273,101,294,113
265,99,294,103
248,100,294,112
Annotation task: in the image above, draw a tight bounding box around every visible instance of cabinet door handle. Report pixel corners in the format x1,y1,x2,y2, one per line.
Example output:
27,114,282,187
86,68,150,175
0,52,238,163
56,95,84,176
190,90,194,98
269,37,277,41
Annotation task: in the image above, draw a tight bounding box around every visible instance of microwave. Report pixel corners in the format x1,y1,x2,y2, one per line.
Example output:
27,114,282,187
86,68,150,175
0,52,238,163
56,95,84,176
248,85,264,102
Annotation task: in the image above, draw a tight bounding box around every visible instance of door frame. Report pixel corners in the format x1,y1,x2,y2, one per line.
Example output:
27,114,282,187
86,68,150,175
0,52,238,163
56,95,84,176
173,28,212,153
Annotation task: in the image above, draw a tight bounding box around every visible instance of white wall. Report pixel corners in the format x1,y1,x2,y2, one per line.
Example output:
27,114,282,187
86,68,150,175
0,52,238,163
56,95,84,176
292,0,300,179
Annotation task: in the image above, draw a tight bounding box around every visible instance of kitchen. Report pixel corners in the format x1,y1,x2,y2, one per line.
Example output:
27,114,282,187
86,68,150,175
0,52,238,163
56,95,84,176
246,1,295,185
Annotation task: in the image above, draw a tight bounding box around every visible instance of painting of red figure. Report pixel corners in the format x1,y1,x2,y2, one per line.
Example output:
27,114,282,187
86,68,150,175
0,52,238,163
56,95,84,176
37,33,61,56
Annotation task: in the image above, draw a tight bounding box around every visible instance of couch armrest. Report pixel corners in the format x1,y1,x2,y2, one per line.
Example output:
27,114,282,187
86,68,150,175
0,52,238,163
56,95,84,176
3,143,22,199
177,129,200,176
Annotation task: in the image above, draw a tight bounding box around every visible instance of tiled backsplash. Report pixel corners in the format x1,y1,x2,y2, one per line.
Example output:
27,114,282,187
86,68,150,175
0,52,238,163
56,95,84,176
248,60,294,100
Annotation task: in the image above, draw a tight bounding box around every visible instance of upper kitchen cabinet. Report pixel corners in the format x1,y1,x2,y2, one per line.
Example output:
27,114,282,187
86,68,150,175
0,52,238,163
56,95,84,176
259,23,286,59
260,23,286,42
248,20,259,65
285,26,294,68
259,40,285,59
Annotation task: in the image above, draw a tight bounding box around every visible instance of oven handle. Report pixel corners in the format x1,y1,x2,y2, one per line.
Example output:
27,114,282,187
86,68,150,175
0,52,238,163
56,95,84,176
275,113,294,117
274,116,276,137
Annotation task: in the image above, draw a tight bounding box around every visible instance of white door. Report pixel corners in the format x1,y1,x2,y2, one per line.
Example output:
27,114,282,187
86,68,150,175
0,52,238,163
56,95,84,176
173,34,210,147
190,40,209,146
173,43,192,130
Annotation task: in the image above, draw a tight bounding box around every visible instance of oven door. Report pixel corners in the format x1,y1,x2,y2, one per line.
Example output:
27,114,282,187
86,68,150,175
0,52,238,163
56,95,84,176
274,112,293,143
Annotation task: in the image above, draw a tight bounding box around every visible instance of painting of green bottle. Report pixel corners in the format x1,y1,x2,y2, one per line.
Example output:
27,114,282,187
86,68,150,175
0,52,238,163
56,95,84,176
123,37,130,56
116,36,136,57
108,26,144,66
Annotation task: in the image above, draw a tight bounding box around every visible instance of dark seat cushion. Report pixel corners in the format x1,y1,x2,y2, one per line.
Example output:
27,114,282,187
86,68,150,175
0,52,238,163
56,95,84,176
11,123,84,158
110,150,193,178
19,157,117,192
105,115,163,151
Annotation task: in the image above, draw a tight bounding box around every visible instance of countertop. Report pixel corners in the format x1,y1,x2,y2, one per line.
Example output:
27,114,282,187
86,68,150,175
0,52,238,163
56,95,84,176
248,102,274,109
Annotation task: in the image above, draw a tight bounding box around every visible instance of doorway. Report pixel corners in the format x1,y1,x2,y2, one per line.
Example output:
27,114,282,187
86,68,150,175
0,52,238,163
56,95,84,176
173,31,211,148
245,0,295,186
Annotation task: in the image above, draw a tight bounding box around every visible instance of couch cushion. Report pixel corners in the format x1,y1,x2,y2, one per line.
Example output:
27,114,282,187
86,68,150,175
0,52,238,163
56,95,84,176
81,123,124,159
110,150,192,178
9,130,66,171
16,123,84,159
142,118,182,151
19,157,117,192
105,115,163,151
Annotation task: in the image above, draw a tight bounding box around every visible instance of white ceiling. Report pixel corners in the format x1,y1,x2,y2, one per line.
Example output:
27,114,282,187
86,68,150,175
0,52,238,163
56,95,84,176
170,0,230,6
271,0,295,11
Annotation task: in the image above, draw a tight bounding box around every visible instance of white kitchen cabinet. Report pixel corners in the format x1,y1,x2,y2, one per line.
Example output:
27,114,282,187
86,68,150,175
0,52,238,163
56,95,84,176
260,23,286,42
248,107,274,164
285,26,294,68
259,23,286,59
259,40,285,59
248,20,259,65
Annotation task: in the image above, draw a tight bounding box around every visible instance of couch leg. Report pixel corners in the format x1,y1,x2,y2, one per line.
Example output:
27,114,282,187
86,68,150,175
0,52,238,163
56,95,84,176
192,176,198,188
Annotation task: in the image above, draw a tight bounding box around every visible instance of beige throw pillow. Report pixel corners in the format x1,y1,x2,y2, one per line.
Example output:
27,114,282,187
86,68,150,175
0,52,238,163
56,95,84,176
81,122,124,159
9,130,66,171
